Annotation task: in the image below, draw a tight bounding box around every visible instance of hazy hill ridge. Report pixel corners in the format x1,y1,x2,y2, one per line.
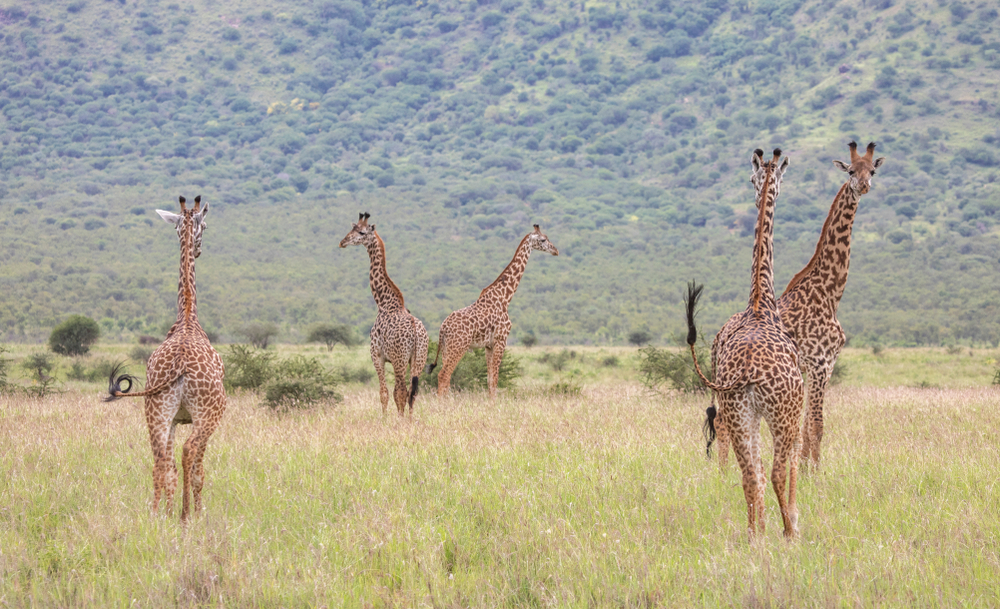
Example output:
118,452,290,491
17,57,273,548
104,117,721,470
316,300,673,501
0,0,998,345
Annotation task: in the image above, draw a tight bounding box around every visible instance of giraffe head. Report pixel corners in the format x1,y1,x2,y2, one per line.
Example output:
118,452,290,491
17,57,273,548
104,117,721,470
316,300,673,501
339,212,376,248
832,141,885,195
526,224,559,256
155,196,209,258
750,148,790,208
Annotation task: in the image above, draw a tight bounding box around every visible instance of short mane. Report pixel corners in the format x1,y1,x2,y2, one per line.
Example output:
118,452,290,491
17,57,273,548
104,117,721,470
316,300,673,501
375,231,405,307
479,232,533,300
781,182,849,295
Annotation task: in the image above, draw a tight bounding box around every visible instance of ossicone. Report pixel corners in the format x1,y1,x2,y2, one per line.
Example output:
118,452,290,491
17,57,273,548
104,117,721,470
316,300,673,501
849,141,860,162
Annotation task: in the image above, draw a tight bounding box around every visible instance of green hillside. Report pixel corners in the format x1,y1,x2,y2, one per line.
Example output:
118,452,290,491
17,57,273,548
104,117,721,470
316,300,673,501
0,0,998,345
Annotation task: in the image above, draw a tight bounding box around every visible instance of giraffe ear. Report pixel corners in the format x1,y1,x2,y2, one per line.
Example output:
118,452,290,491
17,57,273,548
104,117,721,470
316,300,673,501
873,157,885,169
832,160,851,173
193,201,209,224
751,152,762,172
777,156,790,178
156,209,182,225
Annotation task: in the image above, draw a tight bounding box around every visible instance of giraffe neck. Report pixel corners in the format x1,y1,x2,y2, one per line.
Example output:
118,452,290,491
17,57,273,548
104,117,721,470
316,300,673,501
176,218,198,324
783,183,860,304
478,236,532,308
749,173,777,315
365,232,406,313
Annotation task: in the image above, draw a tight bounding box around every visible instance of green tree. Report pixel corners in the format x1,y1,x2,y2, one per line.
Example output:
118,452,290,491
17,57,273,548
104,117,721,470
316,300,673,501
49,315,101,356
240,322,279,349
307,323,358,350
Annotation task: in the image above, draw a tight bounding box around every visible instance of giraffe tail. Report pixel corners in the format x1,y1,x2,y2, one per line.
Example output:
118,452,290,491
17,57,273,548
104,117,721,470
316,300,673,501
427,335,442,374
103,362,178,402
103,362,142,402
408,375,419,410
703,394,718,458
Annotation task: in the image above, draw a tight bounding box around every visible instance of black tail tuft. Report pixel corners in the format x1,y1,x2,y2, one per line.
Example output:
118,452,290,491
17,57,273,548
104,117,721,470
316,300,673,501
408,376,419,410
703,403,717,458
684,281,704,347
104,362,139,403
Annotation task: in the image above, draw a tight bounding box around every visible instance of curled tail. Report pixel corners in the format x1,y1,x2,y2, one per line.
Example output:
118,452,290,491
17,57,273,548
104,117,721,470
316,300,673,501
103,362,177,402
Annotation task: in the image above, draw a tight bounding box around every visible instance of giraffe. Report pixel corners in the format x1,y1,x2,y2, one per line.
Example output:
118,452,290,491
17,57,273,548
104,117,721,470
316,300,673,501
105,196,226,523
713,142,885,468
340,213,429,415
429,225,558,398
686,149,804,540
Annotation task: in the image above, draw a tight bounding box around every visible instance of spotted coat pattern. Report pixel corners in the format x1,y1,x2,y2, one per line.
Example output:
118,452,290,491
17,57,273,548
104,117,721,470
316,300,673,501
340,213,429,415
714,142,885,468
688,150,804,541
107,196,226,523
432,226,558,398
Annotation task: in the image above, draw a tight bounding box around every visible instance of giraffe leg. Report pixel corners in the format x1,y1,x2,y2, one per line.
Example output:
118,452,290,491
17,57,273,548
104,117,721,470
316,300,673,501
714,398,731,469
436,336,467,397
485,343,505,399
409,324,429,413
804,365,831,466
182,412,222,521
768,416,802,539
146,394,179,516
726,398,764,541
371,344,389,414
390,356,409,416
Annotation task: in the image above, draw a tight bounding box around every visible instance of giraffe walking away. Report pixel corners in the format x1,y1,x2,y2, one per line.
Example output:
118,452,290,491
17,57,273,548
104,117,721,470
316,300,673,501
430,225,558,399
712,142,885,469
340,213,429,415
686,149,804,541
105,196,226,523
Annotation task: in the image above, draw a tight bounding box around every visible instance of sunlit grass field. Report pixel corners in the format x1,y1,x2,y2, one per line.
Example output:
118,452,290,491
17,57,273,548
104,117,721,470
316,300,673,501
1,344,999,606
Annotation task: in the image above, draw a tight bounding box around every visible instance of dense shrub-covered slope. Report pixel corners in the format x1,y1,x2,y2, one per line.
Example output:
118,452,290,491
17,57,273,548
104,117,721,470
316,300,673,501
0,0,998,345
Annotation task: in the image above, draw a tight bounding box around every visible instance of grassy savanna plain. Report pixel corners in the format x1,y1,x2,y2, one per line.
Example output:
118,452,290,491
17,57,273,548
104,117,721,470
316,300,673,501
1,345,999,606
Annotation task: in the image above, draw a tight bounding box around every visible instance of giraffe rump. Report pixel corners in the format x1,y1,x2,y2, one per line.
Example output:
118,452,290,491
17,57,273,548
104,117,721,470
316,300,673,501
103,362,141,402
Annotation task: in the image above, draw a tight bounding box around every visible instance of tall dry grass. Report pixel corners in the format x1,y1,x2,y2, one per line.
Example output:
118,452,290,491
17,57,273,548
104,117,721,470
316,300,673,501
1,382,998,606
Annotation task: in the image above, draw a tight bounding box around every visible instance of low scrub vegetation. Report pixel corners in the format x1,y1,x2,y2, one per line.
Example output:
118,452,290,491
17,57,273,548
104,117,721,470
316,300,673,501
422,342,523,392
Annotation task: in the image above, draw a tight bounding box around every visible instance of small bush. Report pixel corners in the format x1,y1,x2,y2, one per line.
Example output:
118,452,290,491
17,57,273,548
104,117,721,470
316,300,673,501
22,353,61,397
307,323,357,350
872,344,884,356
628,329,653,346
423,342,522,392
638,344,709,393
0,346,12,393
828,360,848,386
240,322,279,349
601,355,620,368
49,315,101,356
130,345,154,364
547,381,582,395
224,344,275,391
538,349,575,372
264,355,340,410
67,358,121,383
520,333,538,347
338,365,374,384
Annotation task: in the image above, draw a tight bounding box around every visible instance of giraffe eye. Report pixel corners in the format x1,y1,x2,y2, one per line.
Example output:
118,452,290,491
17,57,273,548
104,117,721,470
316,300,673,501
870,170,876,175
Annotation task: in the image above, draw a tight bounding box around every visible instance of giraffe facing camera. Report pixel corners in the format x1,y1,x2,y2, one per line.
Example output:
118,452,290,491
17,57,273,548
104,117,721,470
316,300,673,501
340,212,430,415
